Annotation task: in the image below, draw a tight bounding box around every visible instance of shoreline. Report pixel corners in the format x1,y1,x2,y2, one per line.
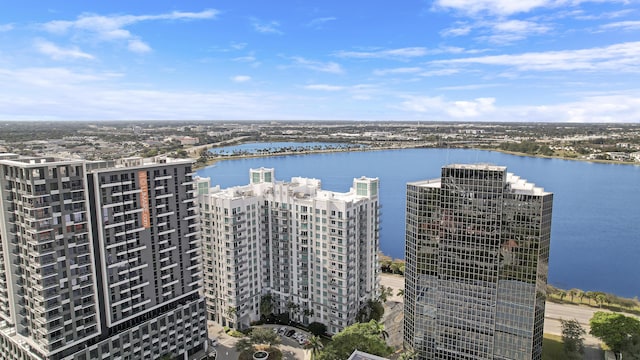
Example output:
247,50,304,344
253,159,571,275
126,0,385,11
190,142,638,301
190,140,640,170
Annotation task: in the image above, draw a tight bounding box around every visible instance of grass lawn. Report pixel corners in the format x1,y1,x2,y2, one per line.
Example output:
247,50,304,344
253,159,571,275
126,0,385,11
542,334,564,360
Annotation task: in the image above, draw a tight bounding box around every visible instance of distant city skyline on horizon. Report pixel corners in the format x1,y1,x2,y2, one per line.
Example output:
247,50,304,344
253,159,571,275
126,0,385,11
1,1,639,122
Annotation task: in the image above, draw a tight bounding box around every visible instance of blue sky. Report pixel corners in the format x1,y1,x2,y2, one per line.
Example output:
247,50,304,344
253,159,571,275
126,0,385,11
1,0,639,122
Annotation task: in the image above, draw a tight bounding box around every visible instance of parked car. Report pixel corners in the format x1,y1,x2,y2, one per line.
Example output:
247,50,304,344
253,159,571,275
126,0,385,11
285,329,296,337
210,338,218,347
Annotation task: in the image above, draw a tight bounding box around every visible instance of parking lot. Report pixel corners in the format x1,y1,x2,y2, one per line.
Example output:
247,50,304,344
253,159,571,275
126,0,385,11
207,321,309,360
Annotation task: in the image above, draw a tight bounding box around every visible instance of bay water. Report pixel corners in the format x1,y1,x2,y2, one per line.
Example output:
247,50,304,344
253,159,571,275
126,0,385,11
197,146,640,298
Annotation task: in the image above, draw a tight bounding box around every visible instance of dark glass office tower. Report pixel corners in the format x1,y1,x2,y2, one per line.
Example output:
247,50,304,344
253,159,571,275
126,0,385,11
404,164,552,360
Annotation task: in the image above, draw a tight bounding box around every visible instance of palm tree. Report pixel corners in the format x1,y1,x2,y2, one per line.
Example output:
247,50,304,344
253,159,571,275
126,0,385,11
286,301,300,321
305,335,324,360
568,289,578,302
369,320,389,341
378,285,394,302
226,306,238,328
595,294,607,308
585,291,594,305
397,288,405,297
577,290,585,304
559,290,567,301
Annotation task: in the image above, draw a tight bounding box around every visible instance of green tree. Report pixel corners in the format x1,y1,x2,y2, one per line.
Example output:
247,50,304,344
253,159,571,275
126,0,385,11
305,335,324,360
378,286,394,302
286,301,300,320
397,288,405,297
356,300,384,322
250,327,280,347
379,257,393,273
369,320,389,341
595,293,607,308
589,311,640,356
561,319,586,359
568,289,579,302
260,294,275,319
585,291,594,305
226,306,238,327
317,321,393,360
308,322,328,336
559,290,567,301
622,333,640,360
235,338,254,353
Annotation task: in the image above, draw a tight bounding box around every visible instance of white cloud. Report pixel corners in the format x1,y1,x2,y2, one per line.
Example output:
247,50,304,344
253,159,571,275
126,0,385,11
251,18,283,34
373,67,423,76
400,95,496,118
0,67,118,88
433,0,552,16
231,75,252,83
233,54,261,68
234,55,257,63
41,9,217,53
574,9,634,20
601,20,640,31
433,0,630,17
334,47,428,59
290,57,344,74
302,83,377,101
441,24,473,37
0,24,13,32
0,66,295,120
482,19,550,44
536,94,640,122
438,83,503,90
493,19,549,33
307,17,337,29
419,68,461,77
432,41,640,72
230,42,247,50
303,84,344,91
397,91,640,122
127,39,151,53
34,40,94,60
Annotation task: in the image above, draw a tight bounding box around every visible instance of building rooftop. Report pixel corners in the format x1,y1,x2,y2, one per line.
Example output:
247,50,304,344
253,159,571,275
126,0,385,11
347,350,390,360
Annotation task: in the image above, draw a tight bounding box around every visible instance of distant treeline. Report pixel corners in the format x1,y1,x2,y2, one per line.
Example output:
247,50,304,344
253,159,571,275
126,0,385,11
379,253,405,275
547,284,640,314
499,141,554,156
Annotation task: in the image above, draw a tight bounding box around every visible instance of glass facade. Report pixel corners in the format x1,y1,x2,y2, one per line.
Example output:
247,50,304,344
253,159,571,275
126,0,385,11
404,164,553,360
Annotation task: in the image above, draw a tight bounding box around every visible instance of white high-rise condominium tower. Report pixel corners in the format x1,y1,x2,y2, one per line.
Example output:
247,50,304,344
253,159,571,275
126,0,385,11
198,168,380,334
0,154,207,360
404,164,552,360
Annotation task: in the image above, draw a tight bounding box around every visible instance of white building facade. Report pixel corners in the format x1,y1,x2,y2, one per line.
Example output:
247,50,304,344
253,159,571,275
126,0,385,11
198,168,380,334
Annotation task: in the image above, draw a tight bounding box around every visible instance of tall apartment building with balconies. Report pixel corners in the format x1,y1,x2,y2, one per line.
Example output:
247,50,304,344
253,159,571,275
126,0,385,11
0,154,207,360
404,164,553,360
198,168,380,334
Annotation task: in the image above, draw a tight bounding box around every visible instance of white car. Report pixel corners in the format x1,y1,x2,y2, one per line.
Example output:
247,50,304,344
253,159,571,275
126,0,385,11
210,338,218,347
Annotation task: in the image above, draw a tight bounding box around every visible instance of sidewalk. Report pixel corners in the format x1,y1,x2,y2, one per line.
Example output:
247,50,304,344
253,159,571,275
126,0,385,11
208,321,241,360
